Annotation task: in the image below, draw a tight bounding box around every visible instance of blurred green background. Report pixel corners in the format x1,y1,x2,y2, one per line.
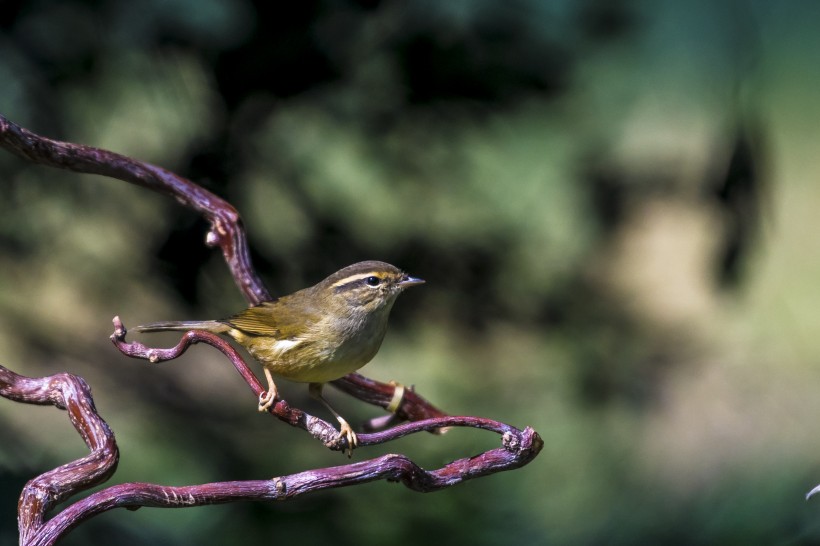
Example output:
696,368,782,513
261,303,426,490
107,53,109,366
3,0,820,544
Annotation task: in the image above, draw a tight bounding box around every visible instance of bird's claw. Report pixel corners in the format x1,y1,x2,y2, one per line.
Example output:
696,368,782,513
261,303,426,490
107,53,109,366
258,371,278,412
338,419,358,458
258,390,276,412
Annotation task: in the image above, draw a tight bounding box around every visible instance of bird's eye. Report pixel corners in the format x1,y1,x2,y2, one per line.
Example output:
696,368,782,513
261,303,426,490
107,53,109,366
365,276,381,287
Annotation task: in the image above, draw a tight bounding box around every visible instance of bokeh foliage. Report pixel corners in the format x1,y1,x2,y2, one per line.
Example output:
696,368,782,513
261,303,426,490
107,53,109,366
3,1,820,544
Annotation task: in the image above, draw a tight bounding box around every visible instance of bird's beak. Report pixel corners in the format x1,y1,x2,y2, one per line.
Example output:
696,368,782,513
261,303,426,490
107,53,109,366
399,274,425,288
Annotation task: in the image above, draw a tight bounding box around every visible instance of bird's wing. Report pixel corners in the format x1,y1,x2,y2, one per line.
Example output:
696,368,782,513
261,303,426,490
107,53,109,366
223,299,320,339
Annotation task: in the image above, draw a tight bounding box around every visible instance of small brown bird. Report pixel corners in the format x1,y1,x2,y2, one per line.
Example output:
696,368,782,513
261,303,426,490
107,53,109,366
132,261,424,453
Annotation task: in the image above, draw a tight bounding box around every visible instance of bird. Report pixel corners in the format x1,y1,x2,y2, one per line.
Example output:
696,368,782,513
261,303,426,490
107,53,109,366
131,260,424,454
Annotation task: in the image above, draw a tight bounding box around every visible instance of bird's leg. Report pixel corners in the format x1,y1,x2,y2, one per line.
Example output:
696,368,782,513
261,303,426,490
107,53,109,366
308,382,357,457
257,368,279,412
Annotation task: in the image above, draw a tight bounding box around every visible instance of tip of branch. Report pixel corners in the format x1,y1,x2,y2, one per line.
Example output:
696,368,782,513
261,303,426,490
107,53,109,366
111,316,126,339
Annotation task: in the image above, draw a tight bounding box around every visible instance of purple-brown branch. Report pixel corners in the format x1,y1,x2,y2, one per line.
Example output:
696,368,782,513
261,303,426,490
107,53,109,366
0,363,542,546
0,112,544,544
0,365,118,546
110,316,517,452
0,113,448,420
0,114,268,304
42,435,541,545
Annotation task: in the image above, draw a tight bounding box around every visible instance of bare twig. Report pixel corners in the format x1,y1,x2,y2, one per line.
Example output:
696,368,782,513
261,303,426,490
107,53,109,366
0,114,267,304
0,113,449,420
331,373,449,429
109,315,348,450
110,316,517,452
0,363,542,546
0,112,544,543
0,365,118,546
46,427,540,528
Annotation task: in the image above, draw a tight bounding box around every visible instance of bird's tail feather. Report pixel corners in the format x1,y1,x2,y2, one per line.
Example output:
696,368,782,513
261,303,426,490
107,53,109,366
130,320,227,333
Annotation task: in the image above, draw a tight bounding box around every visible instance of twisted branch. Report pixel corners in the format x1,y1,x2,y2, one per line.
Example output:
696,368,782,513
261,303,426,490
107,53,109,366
0,363,541,546
0,365,118,546
0,114,267,304
0,112,544,544
0,113,446,421
110,316,517,452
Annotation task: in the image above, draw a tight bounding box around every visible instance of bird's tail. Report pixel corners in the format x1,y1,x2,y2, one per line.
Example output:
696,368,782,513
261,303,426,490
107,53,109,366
130,320,228,334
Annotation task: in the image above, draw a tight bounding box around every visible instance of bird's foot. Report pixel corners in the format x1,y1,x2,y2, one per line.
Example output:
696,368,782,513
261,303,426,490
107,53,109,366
258,389,277,412
337,418,358,458
258,369,278,412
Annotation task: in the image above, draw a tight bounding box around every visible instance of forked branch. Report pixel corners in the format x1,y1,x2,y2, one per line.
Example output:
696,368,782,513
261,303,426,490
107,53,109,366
0,363,541,546
110,316,519,452
0,112,543,544
0,365,118,546
0,113,447,419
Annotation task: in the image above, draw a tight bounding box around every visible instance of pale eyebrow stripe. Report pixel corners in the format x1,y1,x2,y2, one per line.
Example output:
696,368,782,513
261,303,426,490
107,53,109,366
330,272,381,288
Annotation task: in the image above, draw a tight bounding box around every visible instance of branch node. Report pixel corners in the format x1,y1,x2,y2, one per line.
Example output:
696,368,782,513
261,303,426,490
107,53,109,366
273,478,286,495
502,431,517,451
205,230,219,247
